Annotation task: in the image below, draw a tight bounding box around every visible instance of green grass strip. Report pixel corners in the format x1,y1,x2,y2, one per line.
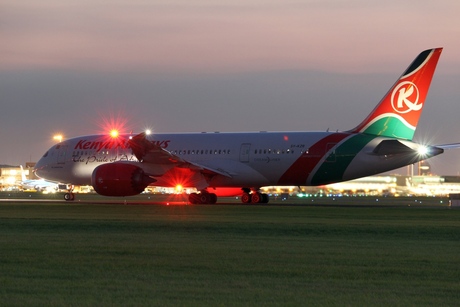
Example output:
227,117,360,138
0,203,460,306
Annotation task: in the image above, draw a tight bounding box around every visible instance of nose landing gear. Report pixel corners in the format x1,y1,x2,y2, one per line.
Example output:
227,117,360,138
64,185,75,201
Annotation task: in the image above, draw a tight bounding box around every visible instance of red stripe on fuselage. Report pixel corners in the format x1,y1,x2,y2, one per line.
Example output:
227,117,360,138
277,133,350,185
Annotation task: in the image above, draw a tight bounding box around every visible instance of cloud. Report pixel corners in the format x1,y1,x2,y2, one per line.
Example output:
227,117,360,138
2,1,460,73
1,0,460,174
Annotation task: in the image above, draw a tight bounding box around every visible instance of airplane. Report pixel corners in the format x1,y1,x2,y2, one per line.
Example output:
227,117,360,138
19,165,58,192
35,48,453,203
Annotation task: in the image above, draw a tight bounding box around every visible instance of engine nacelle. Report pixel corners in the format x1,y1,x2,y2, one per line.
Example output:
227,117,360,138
92,163,155,197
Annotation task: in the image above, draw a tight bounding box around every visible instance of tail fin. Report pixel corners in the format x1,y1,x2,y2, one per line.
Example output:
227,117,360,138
351,48,442,140
20,165,27,182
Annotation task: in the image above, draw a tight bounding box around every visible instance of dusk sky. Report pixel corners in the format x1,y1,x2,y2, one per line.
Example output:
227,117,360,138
2,0,460,175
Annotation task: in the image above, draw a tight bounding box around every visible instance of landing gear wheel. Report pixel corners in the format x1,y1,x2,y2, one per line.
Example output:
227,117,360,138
189,192,218,204
200,193,211,204
209,193,217,204
189,193,200,204
64,193,75,201
241,193,252,204
251,192,262,203
250,193,269,203
262,193,269,203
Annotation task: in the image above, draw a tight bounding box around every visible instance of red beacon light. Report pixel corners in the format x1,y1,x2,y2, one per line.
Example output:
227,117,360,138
175,184,183,193
110,129,119,138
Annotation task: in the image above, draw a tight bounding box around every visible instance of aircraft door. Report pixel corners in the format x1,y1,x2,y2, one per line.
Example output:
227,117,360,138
239,143,251,163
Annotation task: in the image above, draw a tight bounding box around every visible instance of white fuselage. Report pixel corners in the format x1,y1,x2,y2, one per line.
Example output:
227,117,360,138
34,131,439,190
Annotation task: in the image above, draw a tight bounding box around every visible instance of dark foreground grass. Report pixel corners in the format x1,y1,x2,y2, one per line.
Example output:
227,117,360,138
1,203,460,306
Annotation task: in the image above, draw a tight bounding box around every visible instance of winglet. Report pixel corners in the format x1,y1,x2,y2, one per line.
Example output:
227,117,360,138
351,48,443,140
128,132,177,164
128,132,151,162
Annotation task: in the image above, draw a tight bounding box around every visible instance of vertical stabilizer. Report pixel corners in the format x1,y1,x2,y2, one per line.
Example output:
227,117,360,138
20,165,27,182
351,48,442,140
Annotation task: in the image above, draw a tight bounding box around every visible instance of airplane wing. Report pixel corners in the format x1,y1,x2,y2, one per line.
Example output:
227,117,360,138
128,132,233,178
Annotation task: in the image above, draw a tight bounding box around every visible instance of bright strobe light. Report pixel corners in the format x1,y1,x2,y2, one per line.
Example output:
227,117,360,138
417,145,429,156
53,134,63,143
110,129,119,138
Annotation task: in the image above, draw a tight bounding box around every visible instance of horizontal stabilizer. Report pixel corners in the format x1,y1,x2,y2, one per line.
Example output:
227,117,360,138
373,140,414,156
373,139,443,157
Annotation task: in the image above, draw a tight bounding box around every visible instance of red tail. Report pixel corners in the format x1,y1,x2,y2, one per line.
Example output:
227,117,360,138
351,48,442,140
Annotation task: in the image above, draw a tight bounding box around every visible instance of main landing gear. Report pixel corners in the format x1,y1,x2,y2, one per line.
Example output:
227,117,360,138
187,188,269,204
188,191,217,204
241,188,269,204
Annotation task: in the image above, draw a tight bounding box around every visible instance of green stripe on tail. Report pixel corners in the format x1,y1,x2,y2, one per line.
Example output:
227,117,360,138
311,134,376,185
361,116,415,140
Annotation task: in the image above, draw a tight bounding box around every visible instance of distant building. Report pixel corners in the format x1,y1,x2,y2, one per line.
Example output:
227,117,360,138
0,165,22,190
0,163,37,190
418,160,431,176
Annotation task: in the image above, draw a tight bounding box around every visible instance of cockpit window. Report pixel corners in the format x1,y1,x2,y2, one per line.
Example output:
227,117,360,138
43,151,49,158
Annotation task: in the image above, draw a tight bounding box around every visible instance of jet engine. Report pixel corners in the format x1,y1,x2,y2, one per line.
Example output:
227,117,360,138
91,163,155,196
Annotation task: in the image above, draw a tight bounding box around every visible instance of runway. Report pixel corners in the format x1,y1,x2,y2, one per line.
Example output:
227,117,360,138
0,191,451,207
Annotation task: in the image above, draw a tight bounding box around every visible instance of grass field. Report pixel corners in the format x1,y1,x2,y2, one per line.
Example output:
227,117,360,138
1,196,460,306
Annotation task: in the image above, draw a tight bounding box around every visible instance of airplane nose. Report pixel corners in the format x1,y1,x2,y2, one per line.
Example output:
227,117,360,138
34,154,48,179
